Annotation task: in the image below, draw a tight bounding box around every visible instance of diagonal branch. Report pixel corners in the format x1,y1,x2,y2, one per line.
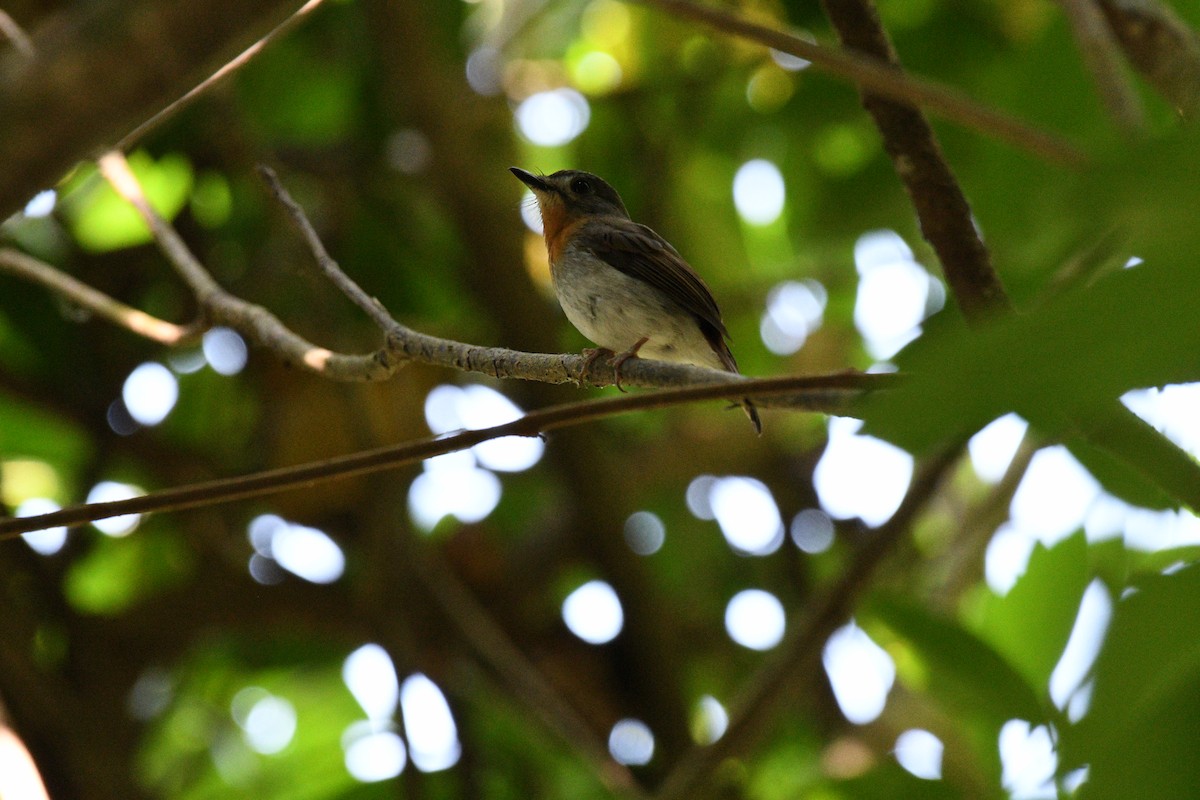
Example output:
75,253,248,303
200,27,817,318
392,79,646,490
631,0,1086,166
818,0,1011,322
1099,0,1200,118
0,372,894,540
1058,0,1146,134
0,248,200,345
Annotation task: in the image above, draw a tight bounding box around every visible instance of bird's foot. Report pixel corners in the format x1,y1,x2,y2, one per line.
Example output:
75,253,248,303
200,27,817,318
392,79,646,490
580,347,614,383
608,337,649,392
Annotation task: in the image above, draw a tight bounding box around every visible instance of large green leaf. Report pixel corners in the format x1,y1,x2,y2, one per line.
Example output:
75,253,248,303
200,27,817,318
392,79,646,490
1060,563,1200,800
971,533,1089,694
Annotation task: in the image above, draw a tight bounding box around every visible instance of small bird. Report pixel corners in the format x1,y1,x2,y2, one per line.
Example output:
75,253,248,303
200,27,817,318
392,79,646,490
510,167,761,433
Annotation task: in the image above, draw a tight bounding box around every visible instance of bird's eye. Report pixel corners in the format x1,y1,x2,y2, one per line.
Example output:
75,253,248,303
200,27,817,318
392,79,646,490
570,178,592,194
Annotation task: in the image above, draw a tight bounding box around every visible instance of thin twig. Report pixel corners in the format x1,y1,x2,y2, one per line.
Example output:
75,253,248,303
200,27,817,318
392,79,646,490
1058,0,1146,134
0,372,894,539
256,164,397,332
0,248,201,345
115,0,332,151
632,0,1087,166
655,444,963,800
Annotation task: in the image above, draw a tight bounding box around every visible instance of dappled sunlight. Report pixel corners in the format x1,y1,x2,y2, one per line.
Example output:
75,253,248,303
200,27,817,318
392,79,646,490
343,644,399,722
710,476,784,555
969,413,1029,483
814,417,913,527
400,674,461,772
760,279,826,355
725,589,785,650
562,579,624,644
246,513,345,584
998,720,1056,800
894,728,943,780
852,230,943,360
608,719,654,766
231,687,296,755
1050,580,1112,719
823,622,895,725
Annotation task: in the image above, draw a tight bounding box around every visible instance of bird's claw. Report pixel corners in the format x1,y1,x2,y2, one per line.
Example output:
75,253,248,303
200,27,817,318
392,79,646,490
607,337,649,393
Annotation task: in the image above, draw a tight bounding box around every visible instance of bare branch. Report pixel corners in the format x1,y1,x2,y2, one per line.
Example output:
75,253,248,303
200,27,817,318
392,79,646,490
117,0,332,151
1099,0,1200,117
631,0,1086,166
256,164,397,333
0,372,892,540
0,248,200,345
1058,0,1146,134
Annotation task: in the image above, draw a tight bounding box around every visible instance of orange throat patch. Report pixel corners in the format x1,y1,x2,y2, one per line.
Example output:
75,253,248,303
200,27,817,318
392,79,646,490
537,197,584,266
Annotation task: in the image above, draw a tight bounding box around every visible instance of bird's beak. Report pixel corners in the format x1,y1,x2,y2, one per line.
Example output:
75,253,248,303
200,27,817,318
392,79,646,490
509,167,552,194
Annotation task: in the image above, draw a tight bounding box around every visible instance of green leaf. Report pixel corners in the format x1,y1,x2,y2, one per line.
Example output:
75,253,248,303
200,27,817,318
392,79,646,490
874,596,1045,726
1060,563,1200,800
972,532,1089,694
63,152,194,252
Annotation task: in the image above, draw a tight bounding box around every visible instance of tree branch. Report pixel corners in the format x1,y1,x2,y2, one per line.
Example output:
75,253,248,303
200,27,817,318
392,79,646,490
631,0,1086,166
0,248,201,345
0,0,300,219
1058,0,1146,134
0,372,893,539
1099,0,1200,118
818,0,1012,322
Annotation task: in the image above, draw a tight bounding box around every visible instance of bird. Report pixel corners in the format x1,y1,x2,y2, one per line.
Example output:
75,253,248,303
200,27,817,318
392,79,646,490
510,167,761,434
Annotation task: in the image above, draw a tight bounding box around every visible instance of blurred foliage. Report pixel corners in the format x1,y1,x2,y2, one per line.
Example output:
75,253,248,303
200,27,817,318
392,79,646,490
2,0,1200,799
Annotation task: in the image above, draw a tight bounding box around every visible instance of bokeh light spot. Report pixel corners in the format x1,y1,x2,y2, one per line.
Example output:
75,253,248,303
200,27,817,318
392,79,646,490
344,727,406,782
711,476,784,555
271,523,345,584
86,481,144,536
999,720,1057,799
343,644,399,722
515,89,591,147
895,729,943,779
969,413,1029,483
814,417,913,527
823,622,895,724
16,498,67,555
853,230,939,359
732,159,786,226
203,327,248,375
791,508,835,553
725,589,785,650
624,510,665,555
122,362,178,426
23,189,57,218
400,674,461,772
608,719,654,765
693,695,729,744
562,580,624,644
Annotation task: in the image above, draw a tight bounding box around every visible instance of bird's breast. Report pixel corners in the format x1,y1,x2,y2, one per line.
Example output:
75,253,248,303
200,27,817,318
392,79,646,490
551,246,726,370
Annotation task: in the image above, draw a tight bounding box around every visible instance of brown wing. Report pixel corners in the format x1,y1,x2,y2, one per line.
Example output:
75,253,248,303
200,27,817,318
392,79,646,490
574,215,734,351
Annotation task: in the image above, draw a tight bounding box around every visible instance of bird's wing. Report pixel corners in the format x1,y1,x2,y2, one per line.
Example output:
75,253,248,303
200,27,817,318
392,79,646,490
575,216,731,342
